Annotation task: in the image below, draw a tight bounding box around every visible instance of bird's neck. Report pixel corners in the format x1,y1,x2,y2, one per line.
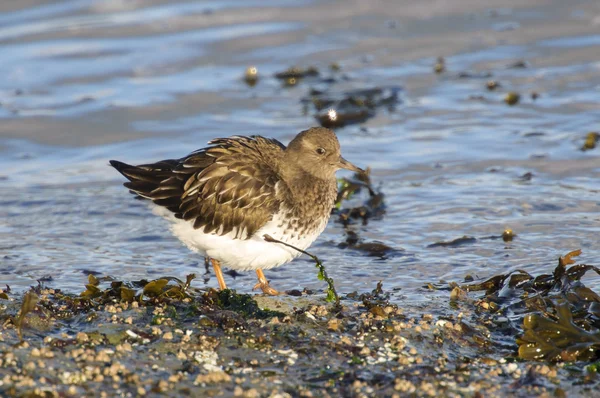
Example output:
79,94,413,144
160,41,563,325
279,169,337,219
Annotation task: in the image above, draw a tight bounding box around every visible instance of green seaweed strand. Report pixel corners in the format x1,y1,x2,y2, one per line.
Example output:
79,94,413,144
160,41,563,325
263,234,339,305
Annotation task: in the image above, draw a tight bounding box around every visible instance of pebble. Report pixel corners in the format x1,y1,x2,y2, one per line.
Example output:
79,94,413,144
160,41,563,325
76,332,89,343
194,371,231,385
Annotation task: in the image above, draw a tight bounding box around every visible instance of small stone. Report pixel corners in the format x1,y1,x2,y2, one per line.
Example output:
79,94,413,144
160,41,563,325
163,332,174,340
244,388,260,398
327,319,341,331
194,371,232,385
76,332,89,343
340,336,352,345
450,286,467,301
156,380,168,392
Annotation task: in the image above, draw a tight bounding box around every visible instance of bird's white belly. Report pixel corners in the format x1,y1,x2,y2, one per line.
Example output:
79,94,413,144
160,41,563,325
152,206,328,271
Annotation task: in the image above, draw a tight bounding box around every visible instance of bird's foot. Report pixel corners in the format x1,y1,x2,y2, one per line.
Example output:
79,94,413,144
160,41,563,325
252,281,280,296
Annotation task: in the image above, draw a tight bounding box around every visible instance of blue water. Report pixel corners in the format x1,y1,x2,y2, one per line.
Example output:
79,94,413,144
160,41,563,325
1,0,600,303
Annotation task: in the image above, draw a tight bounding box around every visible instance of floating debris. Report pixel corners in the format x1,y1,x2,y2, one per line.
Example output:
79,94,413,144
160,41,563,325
518,171,534,182
329,62,341,72
486,80,500,90
434,57,445,74
502,228,515,242
274,66,319,80
504,92,520,105
531,91,539,100
457,71,493,79
581,132,599,151
316,107,372,128
428,235,477,248
507,60,528,69
244,66,259,87
338,230,399,257
306,86,402,128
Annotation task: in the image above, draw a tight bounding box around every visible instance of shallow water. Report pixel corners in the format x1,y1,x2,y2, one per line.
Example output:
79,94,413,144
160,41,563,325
1,0,600,307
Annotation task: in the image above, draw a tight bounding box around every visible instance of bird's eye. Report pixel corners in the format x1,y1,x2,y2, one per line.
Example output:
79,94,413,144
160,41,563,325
316,147,326,155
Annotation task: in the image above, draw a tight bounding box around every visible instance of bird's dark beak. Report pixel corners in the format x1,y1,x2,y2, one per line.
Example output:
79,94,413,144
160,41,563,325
337,156,364,173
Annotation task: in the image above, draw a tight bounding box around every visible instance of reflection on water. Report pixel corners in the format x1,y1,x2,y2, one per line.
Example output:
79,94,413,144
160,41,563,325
1,0,600,306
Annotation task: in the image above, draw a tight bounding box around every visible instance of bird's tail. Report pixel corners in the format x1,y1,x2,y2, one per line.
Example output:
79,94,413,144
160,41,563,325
109,159,178,200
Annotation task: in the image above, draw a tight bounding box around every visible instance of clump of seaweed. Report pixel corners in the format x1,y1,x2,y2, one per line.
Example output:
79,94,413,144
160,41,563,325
455,250,600,362
581,132,600,151
7,273,291,341
80,273,197,303
335,167,385,225
204,289,285,319
273,66,320,87
274,66,319,80
334,168,395,257
428,228,516,248
304,86,402,128
338,230,398,258
428,235,477,248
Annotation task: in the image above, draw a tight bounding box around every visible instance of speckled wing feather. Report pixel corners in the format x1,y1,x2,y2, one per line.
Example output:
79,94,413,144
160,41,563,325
110,136,286,240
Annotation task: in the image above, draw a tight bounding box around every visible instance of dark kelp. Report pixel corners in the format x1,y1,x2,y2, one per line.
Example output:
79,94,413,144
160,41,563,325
427,235,477,248
457,250,600,362
334,168,396,258
304,87,402,128
335,167,385,225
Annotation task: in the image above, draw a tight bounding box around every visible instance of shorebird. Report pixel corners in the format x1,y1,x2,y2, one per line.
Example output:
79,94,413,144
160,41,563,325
110,127,362,295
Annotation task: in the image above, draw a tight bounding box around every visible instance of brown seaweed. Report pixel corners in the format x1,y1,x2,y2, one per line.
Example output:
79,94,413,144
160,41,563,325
427,235,477,248
457,250,600,362
305,86,402,128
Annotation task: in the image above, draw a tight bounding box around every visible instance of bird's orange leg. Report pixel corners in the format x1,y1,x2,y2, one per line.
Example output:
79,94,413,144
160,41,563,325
253,269,280,296
210,259,227,290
